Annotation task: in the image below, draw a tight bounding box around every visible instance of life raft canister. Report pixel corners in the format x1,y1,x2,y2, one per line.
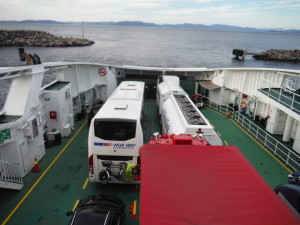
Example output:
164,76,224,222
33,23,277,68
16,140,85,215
240,101,247,109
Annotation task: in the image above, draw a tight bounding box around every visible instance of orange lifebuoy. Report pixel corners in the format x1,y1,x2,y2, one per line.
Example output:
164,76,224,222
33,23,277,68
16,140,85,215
98,68,107,76
241,101,247,109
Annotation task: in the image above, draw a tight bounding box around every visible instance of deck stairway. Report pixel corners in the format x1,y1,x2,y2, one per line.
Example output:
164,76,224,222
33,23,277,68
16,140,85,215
0,160,23,190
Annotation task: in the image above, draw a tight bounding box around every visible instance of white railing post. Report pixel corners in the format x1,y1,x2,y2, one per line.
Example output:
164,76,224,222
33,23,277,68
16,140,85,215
0,160,23,185
248,120,251,132
286,150,291,166
279,88,282,99
264,132,268,146
274,142,278,156
255,127,259,139
242,115,245,127
291,93,295,111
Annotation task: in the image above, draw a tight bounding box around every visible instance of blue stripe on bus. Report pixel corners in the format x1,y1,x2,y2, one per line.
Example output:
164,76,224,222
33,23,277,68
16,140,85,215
94,142,105,146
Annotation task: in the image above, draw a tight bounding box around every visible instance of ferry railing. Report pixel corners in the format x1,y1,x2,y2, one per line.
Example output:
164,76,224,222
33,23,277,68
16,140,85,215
203,97,300,171
0,160,23,185
234,113,300,171
202,97,235,118
259,78,300,114
286,77,300,91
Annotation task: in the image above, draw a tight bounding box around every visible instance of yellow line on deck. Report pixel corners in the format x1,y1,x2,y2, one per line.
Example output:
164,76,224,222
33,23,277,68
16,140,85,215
217,132,221,137
224,141,229,145
207,107,227,118
1,121,88,225
82,178,89,189
212,125,215,129
206,107,292,173
232,120,293,173
72,200,80,212
133,200,137,215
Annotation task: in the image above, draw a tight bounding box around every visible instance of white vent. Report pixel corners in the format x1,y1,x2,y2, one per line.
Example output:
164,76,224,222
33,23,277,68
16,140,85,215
114,104,128,110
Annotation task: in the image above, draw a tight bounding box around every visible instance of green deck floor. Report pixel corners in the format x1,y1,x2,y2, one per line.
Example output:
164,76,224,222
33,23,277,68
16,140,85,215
0,120,140,225
200,107,290,188
0,100,291,225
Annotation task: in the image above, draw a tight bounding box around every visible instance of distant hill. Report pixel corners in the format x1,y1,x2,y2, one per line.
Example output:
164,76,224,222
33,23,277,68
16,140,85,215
1,20,300,33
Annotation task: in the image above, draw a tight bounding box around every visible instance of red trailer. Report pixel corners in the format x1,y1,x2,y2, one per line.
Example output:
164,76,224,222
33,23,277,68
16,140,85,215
140,138,299,225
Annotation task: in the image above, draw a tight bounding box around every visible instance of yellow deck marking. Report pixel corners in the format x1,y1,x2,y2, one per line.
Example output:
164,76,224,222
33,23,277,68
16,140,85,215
206,107,292,173
217,132,221,136
206,107,227,118
82,178,89,189
232,120,293,173
224,141,229,145
1,121,87,225
212,125,215,129
133,200,137,215
72,200,80,212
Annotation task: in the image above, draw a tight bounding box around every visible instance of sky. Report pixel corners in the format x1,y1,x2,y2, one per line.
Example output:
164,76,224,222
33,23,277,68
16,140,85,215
1,0,300,29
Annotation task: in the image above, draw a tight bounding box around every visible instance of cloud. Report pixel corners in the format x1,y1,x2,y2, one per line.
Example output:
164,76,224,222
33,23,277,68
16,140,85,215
194,0,214,3
259,0,300,9
0,0,299,29
56,0,172,9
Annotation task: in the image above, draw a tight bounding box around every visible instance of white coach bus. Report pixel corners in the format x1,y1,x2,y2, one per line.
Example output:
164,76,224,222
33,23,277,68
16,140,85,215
88,81,145,183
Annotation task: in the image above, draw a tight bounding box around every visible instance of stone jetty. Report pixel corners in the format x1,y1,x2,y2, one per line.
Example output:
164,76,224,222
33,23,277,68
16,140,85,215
253,49,300,62
233,49,300,62
0,30,94,47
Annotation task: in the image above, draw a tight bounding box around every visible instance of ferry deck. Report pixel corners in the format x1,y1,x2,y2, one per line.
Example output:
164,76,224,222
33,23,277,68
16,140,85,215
0,99,292,225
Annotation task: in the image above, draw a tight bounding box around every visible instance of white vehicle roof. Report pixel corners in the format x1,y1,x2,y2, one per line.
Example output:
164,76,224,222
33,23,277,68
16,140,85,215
158,76,186,96
95,81,144,121
162,94,213,135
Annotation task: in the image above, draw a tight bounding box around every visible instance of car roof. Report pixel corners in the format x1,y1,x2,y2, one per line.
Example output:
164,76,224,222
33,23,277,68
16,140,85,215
78,198,122,210
71,207,111,225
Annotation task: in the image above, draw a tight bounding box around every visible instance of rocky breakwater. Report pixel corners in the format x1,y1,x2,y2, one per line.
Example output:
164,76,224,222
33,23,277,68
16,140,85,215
253,49,300,62
0,30,94,47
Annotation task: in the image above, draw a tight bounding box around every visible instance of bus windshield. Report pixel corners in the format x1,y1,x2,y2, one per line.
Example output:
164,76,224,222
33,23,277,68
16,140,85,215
94,119,137,141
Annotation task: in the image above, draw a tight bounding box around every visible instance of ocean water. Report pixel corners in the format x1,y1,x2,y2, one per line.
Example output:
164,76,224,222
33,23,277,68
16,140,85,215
0,23,300,69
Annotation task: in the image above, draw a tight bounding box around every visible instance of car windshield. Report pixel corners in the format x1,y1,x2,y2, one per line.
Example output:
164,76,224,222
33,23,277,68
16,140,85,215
71,208,109,225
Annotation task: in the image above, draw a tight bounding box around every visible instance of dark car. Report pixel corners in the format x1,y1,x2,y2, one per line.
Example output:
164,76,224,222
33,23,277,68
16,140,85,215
88,102,104,124
274,183,300,214
66,194,125,225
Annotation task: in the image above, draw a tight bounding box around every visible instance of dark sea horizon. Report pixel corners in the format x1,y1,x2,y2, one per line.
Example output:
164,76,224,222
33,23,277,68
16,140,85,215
0,23,300,70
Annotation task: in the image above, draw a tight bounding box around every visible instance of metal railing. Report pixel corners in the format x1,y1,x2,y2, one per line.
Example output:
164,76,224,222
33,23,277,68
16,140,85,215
286,77,300,91
259,78,300,114
204,97,300,171
203,97,235,118
0,160,23,185
234,113,300,171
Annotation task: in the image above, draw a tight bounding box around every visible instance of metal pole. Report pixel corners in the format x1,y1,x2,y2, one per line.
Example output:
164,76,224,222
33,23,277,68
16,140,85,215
82,21,84,39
